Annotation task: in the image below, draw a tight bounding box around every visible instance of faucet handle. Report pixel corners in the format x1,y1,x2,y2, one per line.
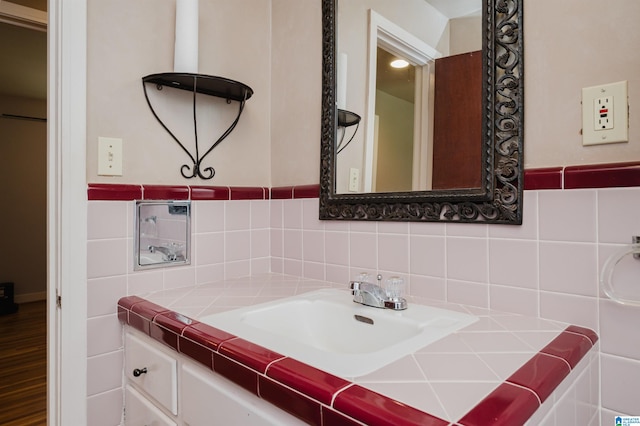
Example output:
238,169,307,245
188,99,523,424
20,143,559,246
384,298,408,310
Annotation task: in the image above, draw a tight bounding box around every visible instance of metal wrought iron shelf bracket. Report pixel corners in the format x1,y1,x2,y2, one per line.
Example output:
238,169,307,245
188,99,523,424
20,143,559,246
142,73,254,180
336,108,361,154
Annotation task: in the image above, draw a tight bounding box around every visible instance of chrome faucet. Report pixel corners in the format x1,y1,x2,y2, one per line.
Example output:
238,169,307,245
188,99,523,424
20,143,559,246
148,244,184,261
349,279,407,310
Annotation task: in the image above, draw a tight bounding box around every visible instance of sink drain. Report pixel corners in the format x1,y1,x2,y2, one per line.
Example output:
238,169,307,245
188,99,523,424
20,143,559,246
354,314,374,325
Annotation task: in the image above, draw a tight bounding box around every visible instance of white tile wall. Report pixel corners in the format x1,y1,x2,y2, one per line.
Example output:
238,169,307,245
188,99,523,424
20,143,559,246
86,198,273,420
273,190,640,417
86,186,640,421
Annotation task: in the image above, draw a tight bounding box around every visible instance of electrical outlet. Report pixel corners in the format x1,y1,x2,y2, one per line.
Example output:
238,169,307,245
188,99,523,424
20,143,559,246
595,96,614,130
348,168,360,192
98,137,123,176
582,81,629,146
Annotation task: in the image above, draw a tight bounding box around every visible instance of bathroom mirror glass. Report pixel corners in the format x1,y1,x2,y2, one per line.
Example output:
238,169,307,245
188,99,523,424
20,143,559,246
319,0,524,224
135,201,191,270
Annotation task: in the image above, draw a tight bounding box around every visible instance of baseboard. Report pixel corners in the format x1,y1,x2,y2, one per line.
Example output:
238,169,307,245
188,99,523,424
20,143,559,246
15,291,47,303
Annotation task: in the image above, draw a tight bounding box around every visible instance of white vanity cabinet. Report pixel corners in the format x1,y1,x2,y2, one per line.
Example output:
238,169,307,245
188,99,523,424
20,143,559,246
181,362,304,425
125,332,178,416
123,329,303,426
125,385,177,426
124,330,178,426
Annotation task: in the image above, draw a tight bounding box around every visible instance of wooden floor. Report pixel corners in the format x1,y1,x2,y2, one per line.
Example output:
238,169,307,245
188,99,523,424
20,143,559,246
0,301,47,426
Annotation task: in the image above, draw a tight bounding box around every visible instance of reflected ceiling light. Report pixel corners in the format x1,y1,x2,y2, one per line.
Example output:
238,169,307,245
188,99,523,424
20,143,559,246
390,59,409,69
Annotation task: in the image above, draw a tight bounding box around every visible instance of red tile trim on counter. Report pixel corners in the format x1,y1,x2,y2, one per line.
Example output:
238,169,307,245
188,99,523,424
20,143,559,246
461,324,598,425
118,296,598,426
259,376,324,425
505,353,571,403
89,161,640,201
458,383,540,426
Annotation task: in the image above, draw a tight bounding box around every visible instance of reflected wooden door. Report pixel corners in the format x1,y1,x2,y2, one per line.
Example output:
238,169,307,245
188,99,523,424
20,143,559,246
432,50,482,190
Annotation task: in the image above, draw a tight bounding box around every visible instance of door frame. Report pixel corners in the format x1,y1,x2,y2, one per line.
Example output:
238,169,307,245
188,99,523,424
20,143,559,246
47,0,88,424
363,9,441,192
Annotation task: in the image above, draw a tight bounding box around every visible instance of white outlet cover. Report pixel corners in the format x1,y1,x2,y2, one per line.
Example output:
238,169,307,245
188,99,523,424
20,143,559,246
582,81,629,146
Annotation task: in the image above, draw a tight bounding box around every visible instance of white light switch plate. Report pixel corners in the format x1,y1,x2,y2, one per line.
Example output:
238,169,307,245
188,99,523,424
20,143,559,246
348,167,360,192
582,81,629,146
98,137,123,176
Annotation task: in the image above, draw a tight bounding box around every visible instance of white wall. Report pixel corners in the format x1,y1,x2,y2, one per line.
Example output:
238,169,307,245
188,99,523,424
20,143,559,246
270,0,322,187
524,0,640,168
0,95,47,300
86,0,272,186
85,0,640,186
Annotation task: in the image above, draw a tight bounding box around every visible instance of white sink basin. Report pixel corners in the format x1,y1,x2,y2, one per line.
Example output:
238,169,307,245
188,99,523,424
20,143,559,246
199,288,477,377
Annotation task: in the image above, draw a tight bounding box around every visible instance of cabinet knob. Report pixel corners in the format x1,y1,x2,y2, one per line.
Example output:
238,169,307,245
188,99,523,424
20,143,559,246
132,367,148,377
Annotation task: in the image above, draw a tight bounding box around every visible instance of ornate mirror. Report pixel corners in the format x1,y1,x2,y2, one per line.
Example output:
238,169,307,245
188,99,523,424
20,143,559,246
319,0,524,224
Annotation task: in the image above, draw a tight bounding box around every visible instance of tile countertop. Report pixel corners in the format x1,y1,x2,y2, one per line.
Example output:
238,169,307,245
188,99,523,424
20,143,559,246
117,273,599,426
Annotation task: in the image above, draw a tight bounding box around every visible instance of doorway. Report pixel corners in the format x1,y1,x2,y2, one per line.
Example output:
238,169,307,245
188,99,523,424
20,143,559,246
0,2,48,424
363,9,440,193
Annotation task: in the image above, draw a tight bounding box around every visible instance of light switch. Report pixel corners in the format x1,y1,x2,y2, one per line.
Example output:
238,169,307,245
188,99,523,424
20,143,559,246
98,137,123,176
582,81,629,146
349,167,360,192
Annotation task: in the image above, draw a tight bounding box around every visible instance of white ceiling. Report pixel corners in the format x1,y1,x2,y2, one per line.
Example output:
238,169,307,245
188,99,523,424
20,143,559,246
424,0,482,18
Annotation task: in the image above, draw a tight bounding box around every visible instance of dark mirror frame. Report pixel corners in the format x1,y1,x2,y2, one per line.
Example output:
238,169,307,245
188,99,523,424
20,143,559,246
319,0,524,224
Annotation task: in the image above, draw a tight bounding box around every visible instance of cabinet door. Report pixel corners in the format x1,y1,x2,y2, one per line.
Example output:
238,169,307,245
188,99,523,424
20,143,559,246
125,385,177,426
125,332,178,415
181,363,304,426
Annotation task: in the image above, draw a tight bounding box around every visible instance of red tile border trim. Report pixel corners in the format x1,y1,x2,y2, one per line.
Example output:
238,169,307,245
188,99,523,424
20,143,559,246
523,161,640,190
565,324,599,345
270,186,294,199
458,383,540,426
88,184,142,200
259,376,323,424
213,351,260,394
85,183,318,201
88,184,321,200
523,167,563,190
90,162,640,201
117,297,598,425
539,331,593,369
564,161,640,189
266,358,350,406
143,185,190,200
333,385,449,426
230,186,268,200
218,338,285,374
190,185,230,200
506,352,571,403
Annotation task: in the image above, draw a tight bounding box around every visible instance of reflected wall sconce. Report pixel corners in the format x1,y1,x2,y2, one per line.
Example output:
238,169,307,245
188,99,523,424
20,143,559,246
336,109,361,154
